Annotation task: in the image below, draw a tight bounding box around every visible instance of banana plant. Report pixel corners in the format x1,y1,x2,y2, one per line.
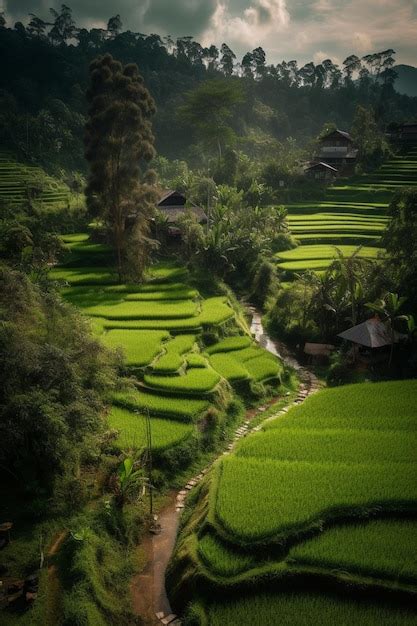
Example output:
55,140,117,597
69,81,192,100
115,457,145,508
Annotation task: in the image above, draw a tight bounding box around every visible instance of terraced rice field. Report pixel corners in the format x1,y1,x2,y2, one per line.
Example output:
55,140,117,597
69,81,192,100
276,145,417,273
172,379,417,624
0,151,74,208
52,235,284,460
108,406,194,451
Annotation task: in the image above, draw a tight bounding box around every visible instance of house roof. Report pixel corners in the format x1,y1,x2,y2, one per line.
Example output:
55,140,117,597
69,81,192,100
321,129,354,142
338,317,406,348
157,189,186,204
305,162,338,172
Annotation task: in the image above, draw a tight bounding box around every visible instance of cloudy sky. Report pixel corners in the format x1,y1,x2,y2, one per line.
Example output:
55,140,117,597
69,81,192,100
3,0,417,66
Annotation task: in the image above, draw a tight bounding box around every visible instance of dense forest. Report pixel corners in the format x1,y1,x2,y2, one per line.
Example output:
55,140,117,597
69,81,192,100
1,5,417,176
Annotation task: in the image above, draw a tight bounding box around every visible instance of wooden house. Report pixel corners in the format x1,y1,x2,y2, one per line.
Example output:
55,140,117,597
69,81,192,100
314,129,358,172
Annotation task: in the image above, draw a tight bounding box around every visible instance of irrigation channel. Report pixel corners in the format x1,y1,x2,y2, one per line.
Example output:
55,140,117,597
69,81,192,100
130,307,320,625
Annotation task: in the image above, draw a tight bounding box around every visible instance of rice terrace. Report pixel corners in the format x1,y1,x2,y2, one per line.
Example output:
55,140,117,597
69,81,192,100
0,4,416,626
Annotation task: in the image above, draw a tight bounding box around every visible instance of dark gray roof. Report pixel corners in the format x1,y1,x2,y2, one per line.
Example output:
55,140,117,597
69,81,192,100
321,129,353,142
305,161,338,172
338,318,406,348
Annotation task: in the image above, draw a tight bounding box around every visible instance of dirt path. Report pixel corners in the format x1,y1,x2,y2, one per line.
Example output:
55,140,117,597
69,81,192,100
131,307,319,625
45,530,67,625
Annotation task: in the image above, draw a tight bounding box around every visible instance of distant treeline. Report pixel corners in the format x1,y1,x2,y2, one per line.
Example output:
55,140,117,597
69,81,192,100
0,5,416,172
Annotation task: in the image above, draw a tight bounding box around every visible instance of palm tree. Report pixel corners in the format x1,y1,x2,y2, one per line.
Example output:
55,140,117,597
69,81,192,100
365,292,408,366
332,247,366,326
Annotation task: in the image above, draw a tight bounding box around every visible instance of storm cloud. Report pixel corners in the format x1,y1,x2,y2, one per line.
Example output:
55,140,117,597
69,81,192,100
2,0,417,65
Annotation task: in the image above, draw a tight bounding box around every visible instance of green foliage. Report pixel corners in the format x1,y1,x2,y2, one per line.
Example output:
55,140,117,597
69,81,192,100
266,380,417,432
179,79,245,159
251,259,279,307
382,187,417,310
351,105,392,170
0,264,117,488
59,513,135,626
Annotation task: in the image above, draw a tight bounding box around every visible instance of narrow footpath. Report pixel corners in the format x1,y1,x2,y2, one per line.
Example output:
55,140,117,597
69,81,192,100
131,307,320,626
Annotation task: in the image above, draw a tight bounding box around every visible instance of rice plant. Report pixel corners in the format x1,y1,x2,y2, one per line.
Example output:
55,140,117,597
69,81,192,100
144,367,221,394
206,591,417,626
206,336,252,354
214,457,417,541
112,389,209,421
289,519,417,585
101,329,169,366
108,406,193,451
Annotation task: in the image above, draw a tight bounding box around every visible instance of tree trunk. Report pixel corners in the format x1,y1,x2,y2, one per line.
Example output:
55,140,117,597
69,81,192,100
114,215,124,283
388,326,395,367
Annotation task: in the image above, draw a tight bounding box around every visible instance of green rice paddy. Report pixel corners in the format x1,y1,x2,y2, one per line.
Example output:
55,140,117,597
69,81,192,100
205,592,417,626
290,519,417,585
276,146,417,273
108,406,193,451
112,389,209,422
101,329,169,367
144,367,221,394
172,378,417,623
0,151,73,208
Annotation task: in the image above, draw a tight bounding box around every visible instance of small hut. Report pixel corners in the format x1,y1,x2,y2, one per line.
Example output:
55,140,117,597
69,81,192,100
338,317,406,363
338,317,405,348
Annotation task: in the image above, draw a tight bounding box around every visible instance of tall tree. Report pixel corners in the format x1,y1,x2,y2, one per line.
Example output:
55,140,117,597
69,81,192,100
179,79,244,162
49,4,76,45
342,54,361,84
27,13,48,38
107,14,123,38
84,54,158,281
351,105,390,169
220,43,236,76
107,14,123,37
382,188,417,310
